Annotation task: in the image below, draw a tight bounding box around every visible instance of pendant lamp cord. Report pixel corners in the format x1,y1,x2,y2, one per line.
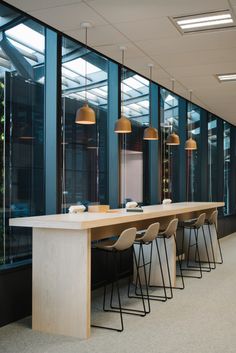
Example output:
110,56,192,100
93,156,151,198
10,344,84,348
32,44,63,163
149,65,152,126
85,26,88,103
189,90,192,138
171,78,175,133
121,48,125,115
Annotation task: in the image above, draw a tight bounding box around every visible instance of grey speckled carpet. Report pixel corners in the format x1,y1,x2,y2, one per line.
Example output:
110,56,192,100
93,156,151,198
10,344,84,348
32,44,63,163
0,234,236,353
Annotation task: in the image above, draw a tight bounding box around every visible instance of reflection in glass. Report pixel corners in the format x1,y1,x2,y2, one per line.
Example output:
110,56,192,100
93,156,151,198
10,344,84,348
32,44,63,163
186,103,200,201
160,88,179,201
120,69,149,205
208,115,217,201
0,3,45,264
61,37,108,212
223,121,230,215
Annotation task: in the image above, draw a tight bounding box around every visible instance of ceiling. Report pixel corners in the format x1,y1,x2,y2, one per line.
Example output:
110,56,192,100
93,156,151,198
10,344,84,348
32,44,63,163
4,0,236,125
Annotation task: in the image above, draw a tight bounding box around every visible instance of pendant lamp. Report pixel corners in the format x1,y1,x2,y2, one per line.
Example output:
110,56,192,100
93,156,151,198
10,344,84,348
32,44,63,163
185,90,197,150
114,47,131,133
143,64,159,140
166,79,180,145
75,22,96,125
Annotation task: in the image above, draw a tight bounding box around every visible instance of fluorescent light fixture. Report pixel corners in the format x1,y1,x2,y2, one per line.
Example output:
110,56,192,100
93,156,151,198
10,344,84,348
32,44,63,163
180,18,233,29
177,14,231,25
171,10,235,33
217,73,236,82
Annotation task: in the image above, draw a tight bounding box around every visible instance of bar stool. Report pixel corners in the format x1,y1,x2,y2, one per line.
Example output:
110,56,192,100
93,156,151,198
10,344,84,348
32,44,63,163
158,218,184,296
130,222,168,304
181,213,211,279
205,210,223,268
92,227,147,332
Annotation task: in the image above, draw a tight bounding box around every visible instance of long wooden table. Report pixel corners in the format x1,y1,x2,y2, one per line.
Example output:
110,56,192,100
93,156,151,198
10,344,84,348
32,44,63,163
9,202,224,339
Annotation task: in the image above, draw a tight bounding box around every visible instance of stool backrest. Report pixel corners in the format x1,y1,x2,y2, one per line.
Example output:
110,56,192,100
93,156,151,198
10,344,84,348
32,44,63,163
208,210,218,226
162,218,178,238
140,222,160,242
113,227,137,251
193,213,206,228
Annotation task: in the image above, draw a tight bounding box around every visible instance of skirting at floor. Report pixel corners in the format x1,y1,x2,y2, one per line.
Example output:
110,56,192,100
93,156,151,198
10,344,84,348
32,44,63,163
0,234,236,353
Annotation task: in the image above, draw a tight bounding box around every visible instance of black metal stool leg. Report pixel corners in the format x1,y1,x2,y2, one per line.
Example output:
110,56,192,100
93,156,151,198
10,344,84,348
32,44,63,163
207,223,216,269
201,226,212,271
174,235,185,289
163,237,173,299
194,229,203,278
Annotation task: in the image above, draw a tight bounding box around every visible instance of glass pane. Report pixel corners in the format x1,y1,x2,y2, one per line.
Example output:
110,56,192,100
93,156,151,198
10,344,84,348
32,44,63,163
208,114,218,201
61,37,108,211
120,69,149,205
160,88,180,201
0,2,45,265
223,121,230,215
186,103,201,201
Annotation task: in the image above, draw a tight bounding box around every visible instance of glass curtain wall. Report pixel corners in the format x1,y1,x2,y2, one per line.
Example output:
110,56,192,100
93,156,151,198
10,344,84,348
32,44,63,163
61,37,108,212
208,114,218,201
0,3,45,264
0,1,236,268
223,121,231,215
160,88,180,201
186,103,201,201
120,69,149,206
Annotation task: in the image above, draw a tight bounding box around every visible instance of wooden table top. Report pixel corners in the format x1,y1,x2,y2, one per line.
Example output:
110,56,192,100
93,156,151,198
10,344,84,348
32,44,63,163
9,202,224,230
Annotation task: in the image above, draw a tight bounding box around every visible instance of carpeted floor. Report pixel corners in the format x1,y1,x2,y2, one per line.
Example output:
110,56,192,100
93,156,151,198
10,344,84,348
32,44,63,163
0,234,236,353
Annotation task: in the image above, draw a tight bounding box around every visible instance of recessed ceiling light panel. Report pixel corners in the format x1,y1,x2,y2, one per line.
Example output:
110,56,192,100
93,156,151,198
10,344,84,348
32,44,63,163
170,10,236,34
216,73,236,82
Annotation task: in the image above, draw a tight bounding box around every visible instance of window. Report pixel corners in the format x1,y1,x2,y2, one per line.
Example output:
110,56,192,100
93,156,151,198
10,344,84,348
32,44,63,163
186,103,201,201
120,69,149,205
0,3,45,264
61,37,108,212
160,88,180,201
208,114,218,201
223,121,231,215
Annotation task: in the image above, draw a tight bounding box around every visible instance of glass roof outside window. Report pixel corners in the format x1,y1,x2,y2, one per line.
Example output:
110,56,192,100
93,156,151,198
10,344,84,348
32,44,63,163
61,38,108,108
121,69,149,126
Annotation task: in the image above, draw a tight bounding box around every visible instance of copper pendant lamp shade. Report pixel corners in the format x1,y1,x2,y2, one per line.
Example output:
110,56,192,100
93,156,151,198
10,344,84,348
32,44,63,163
75,103,96,125
185,137,197,150
166,132,180,145
143,126,159,140
75,22,96,125
114,115,131,133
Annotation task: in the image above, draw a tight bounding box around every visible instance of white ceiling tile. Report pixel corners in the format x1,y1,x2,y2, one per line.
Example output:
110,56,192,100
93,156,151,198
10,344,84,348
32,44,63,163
135,31,236,56
152,48,236,69
66,25,127,47
115,17,180,41
5,0,82,12
3,0,236,124
85,0,230,23
29,2,107,31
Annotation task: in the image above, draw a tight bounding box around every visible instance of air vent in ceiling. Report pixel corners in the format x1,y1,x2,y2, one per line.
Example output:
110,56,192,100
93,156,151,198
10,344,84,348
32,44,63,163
170,9,236,34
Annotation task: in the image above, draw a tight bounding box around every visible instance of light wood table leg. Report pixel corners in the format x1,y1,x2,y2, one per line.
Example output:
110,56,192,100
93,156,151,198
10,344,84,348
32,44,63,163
32,228,91,339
